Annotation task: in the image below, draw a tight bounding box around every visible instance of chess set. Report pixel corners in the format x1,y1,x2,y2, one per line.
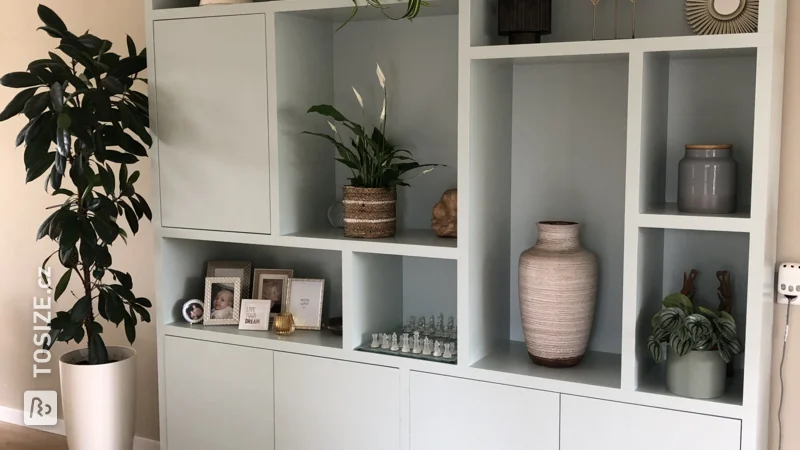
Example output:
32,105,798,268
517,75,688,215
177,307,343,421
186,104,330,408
356,314,458,364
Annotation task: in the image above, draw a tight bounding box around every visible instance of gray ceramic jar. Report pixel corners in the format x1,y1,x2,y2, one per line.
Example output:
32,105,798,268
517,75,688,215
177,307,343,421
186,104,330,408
677,145,738,214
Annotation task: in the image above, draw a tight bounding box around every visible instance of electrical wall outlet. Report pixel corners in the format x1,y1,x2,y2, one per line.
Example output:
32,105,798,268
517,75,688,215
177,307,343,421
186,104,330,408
777,263,800,305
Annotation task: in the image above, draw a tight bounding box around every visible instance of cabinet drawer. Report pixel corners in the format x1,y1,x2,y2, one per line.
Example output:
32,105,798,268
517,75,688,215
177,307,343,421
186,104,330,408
410,371,560,450
164,337,274,450
561,395,740,450
274,352,400,450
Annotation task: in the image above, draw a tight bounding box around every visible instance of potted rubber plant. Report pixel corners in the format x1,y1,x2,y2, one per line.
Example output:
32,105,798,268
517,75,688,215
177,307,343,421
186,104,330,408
647,293,742,399
0,5,151,449
304,63,440,239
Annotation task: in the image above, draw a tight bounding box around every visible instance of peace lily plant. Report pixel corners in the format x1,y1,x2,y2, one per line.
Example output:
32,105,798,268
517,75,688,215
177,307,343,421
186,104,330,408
304,63,439,189
303,63,440,239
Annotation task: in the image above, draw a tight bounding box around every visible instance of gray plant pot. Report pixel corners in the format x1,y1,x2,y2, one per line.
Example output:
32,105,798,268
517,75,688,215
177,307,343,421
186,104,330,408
666,347,727,399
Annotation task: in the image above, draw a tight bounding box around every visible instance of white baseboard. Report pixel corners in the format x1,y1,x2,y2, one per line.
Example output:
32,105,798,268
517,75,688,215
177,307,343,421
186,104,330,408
0,405,159,450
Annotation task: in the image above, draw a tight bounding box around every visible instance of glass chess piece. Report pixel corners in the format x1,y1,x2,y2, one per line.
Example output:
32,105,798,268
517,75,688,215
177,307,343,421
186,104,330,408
403,320,413,333
450,325,457,340
381,333,391,349
443,343,452,359
418,317,427,333
422,337,432,356
450,341,457,356
401,334,411,353
448,316,455,332
433,340,442,357
390,333,399,351
412,334,422,354
410,316,417,331
441,323,449,339
370,333,380,348
427,315,436,335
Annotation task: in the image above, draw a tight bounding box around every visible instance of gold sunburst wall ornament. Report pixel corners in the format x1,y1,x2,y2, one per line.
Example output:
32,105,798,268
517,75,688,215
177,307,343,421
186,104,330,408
686,0,759,35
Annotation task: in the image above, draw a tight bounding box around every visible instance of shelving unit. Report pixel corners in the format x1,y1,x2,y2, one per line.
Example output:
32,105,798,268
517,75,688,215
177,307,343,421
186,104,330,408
145,0,788,449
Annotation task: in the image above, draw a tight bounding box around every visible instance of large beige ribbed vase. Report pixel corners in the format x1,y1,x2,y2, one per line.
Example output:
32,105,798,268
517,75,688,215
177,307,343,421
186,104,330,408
518,221,597,368
60,346,137,450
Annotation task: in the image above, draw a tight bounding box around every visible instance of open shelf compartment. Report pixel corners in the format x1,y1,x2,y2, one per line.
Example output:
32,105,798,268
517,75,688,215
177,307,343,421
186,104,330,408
273,7,458,246
636,48,757,224
468,0,753,47
158,237,344,349
465,53,628,386
632,227,749,406
348,252,457,364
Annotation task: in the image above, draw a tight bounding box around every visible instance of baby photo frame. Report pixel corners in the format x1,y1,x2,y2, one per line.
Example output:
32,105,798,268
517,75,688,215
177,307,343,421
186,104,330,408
182,299,204,324
203,277,242,326
206,261,252,301
252,268,293,317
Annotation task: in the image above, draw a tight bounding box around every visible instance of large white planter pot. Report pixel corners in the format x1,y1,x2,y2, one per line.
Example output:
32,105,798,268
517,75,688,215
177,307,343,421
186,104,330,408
59,346,137,450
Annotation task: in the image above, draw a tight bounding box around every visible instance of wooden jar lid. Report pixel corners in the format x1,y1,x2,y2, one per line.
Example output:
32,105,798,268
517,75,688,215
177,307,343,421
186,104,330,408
685,144,733,150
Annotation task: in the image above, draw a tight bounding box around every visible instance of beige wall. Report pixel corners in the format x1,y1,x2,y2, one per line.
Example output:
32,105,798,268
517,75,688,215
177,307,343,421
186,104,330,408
0,0,798,448
0,0,158,441
771,0,800,449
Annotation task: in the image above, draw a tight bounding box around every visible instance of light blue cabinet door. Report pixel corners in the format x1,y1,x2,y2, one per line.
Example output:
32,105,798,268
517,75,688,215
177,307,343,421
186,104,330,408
153,15,270,234
164,337,274,450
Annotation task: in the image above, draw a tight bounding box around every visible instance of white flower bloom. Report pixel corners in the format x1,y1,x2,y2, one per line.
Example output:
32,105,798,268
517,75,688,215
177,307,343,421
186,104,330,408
376,63,386,89
379,98,386,122
352,86,363,108
328,121,337,133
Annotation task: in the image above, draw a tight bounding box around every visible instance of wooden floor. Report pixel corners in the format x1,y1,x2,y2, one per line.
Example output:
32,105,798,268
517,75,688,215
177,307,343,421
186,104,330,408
0,422,66,450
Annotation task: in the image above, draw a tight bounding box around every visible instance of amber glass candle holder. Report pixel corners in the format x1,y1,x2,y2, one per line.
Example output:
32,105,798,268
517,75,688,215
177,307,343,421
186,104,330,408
274,313,296,336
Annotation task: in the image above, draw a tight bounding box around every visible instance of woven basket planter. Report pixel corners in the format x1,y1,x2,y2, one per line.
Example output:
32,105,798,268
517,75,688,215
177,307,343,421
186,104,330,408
343,186,397,239
518,221,597,368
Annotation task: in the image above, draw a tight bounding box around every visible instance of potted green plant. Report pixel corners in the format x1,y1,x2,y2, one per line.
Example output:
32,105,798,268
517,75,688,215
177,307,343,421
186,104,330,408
338,0,430,31
647,293,742,399
304,64,439,239
0,5,151,449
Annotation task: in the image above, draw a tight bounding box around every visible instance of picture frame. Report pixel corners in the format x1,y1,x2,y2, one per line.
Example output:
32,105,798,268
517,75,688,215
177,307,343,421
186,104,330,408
286,278,325,330
182,299,205,324
203,277,242,326
206,261,252,300
238,299,272,331
252,268,294,317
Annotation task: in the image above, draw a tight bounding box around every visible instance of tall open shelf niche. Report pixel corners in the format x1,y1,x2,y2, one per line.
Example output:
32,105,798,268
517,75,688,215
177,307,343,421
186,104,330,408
466,53,629,387
272,4,459,249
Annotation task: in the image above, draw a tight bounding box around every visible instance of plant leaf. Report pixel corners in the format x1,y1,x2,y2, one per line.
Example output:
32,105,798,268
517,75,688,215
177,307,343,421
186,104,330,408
54,269,72,301
0,72,43,88
37,4,68,33
0,87,38,121
24,91,51,119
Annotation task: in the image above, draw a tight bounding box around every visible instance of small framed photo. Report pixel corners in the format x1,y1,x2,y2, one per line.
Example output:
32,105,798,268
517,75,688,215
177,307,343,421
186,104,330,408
238,299,272,331
203,277,242,326
253,269,294,317
207,261,252,300
286,278,325,330
182,299,204,324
